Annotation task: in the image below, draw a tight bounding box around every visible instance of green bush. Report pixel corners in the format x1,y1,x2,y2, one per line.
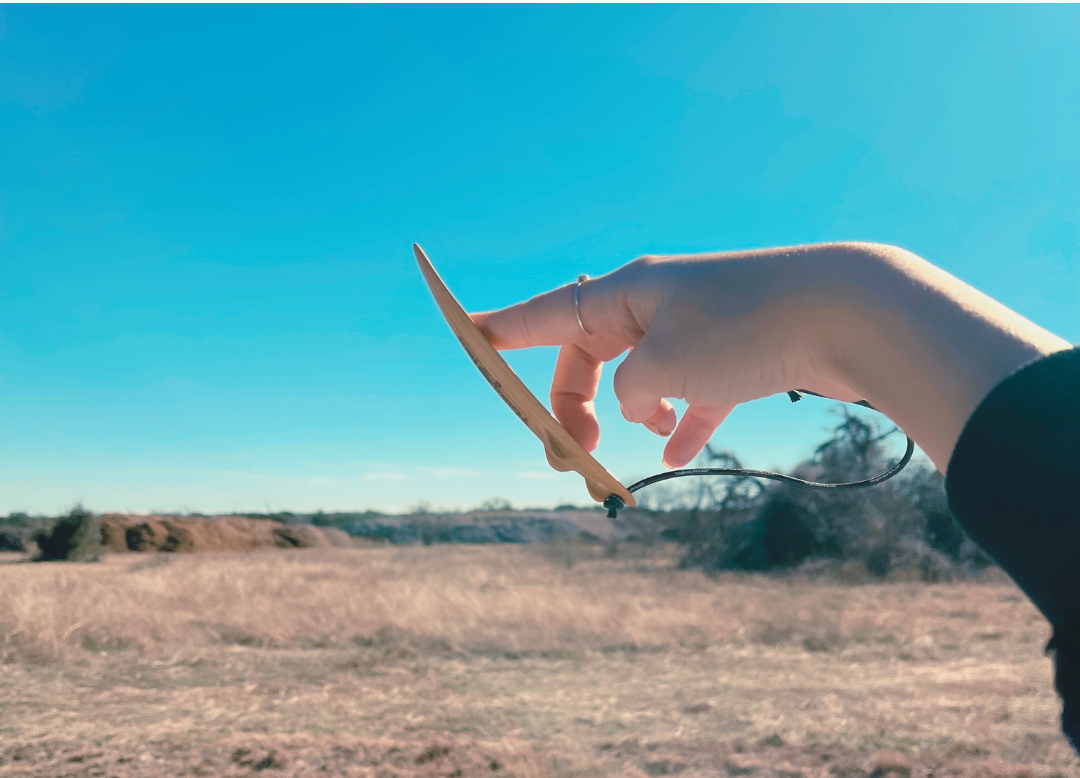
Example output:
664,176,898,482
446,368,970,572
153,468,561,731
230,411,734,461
33,506,103,562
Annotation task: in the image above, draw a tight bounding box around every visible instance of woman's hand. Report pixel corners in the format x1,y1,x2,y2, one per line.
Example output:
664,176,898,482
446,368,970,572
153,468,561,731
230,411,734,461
471,242,1070,471
470,244,867,468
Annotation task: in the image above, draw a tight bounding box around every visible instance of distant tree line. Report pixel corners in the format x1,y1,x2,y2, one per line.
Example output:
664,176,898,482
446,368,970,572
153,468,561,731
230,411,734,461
2,409,992,576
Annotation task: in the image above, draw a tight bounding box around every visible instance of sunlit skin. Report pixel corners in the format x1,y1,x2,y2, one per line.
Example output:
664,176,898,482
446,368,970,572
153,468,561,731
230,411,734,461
471,242,1071,473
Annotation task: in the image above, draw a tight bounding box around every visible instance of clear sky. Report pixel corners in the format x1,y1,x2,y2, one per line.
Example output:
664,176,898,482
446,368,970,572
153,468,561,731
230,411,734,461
2,5,1078,516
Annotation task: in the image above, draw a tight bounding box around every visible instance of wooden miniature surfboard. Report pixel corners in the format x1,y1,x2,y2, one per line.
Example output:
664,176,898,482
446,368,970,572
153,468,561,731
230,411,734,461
414,244,635,507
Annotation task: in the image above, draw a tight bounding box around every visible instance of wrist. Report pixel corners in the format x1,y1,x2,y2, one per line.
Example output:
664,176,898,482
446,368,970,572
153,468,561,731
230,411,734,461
759,243,889,399
821,243,1070,469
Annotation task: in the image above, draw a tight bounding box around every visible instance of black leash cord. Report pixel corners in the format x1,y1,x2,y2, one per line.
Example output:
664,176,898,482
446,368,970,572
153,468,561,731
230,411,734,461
602,390,916,518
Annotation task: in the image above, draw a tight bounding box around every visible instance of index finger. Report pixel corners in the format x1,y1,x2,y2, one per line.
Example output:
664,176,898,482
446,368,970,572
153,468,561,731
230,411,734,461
470,285,581,350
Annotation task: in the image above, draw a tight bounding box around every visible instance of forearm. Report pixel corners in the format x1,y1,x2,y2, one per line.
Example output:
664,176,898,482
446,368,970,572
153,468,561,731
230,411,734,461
823,243,1071,471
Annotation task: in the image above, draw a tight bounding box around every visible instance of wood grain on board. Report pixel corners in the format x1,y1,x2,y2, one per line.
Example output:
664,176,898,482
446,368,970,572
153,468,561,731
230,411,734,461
414,244,634,507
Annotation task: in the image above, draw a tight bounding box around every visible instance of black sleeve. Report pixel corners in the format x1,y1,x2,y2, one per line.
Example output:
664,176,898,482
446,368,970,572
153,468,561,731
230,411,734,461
945,346,1080,751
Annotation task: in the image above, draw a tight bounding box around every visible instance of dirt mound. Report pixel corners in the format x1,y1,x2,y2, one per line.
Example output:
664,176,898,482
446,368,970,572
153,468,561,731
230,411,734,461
99,514,353,554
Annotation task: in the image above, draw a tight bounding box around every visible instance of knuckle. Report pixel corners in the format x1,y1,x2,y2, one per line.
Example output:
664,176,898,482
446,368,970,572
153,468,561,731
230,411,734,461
612,359,658,412
611,360,639,400
628,254,660,270
550,389,590,405
516,299,542,345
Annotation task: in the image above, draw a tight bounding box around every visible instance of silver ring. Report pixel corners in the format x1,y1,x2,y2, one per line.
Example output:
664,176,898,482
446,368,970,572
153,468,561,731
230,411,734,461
573,274,592,337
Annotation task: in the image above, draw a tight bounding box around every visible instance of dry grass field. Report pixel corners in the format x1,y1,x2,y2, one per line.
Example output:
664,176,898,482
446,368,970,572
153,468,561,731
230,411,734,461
0,545,1076,778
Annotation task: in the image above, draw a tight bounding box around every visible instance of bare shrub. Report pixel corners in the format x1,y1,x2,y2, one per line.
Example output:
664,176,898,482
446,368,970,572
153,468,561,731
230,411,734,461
675,408,991,578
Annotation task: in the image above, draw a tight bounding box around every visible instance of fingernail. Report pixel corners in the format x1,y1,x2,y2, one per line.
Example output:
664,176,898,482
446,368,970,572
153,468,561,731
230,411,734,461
619,402,631,422
662,459,676,470
658,422,675,436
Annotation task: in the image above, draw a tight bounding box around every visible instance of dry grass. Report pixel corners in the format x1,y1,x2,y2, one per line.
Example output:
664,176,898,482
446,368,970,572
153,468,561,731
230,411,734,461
0,545,1075,777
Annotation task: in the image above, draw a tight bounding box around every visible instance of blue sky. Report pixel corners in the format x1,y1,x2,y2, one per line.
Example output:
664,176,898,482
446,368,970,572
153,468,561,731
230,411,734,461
1,5,1078,515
